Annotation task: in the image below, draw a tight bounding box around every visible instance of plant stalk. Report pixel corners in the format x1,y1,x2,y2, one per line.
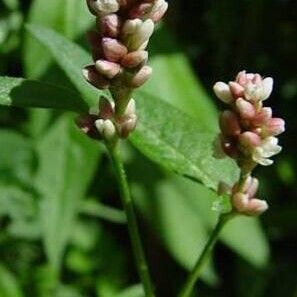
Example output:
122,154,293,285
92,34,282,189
178,213,234,297
107,143,155,297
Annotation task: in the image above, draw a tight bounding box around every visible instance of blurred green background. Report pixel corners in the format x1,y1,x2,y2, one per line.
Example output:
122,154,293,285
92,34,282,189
0,0,296,296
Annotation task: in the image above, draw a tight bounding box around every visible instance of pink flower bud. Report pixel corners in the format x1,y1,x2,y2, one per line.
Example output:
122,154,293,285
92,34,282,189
252,107,272,126
121,50,148,68
232,193,249,212
129,3,153,19
236,98,256,119
130,65,153,87
266,118,285,136
98,14,121,38
247,177,259,198
95,60,121,79
118,114,138,138
244,199,269,216
102,38,128,62
213,82,233,104
219,111,241,137
149,0,169,22
86,0,119,16
82,65,110,89
229,82,245,98
239,131,262,149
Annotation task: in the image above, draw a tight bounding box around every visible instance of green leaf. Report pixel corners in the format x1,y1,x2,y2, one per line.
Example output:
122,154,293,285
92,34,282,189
0,264,24,297
25,25,238,190
145,26,218,130
117,284,144,297
35,115,101,271
24,0,92,78
175,177,270,268
0,76,87,112
128,149,217,284
81,199,127,224
221,217,269,268
0,129,34,184
130,91,239,190
26,24,102,107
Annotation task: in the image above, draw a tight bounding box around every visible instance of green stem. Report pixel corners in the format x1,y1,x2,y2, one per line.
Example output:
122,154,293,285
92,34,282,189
107,143,155,297
178,214,234,297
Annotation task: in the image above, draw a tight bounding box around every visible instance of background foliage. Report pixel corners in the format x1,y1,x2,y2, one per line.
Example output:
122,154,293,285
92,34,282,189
0,0,296,296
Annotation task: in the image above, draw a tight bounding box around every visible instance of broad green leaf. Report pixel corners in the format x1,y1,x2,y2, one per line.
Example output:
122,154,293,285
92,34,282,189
145,26,218,130
26,24,101,107
132,180,218,284
0,264,24,297
128,149,217,284
175,177,270,268
130,91,239,190
26,26,239,189
0,76,87,112
24,0,92,78
35,115,101,271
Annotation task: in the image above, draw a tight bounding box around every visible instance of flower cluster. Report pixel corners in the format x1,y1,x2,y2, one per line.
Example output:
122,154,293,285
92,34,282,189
214,71,285,168
80,0,168,142
214,71,285,216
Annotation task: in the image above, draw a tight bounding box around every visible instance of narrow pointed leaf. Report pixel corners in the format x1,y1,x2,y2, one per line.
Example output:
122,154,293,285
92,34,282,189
26,24,103,107
0,76,87,112
35,115,101,270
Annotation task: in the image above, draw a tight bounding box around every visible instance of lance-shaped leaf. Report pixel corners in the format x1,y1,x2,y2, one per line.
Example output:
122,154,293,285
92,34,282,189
131,91,239,190
35,115,101,271
26,25,239,189
26,24,104,107
0,76,87,112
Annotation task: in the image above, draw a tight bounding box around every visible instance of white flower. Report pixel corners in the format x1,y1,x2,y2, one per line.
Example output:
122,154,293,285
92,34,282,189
252,136,282,166
95,119,116,140
123,19,154,50
244,77,274,102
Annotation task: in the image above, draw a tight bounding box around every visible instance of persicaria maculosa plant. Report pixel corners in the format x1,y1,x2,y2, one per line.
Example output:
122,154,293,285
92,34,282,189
0,1,286,295
77,1,168,297
178,71,285,297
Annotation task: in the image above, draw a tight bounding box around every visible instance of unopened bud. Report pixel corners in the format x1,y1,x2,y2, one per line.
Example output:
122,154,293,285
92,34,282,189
118,114,138,138
123,19,154,51
124,98,136,116
213,82,233,104
130,65,153,87
95,60,121,79
149,0,168,22
266,118,285,136
83,65,110,89
236,98,256,119
244,199,269,216
229,82,245,98
102,38,128,62
121,50,148,68
219,111,241,137
86,0,119,16
98,14,121,38
239,131,261,149
95,119,116,140
252,107,272,126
